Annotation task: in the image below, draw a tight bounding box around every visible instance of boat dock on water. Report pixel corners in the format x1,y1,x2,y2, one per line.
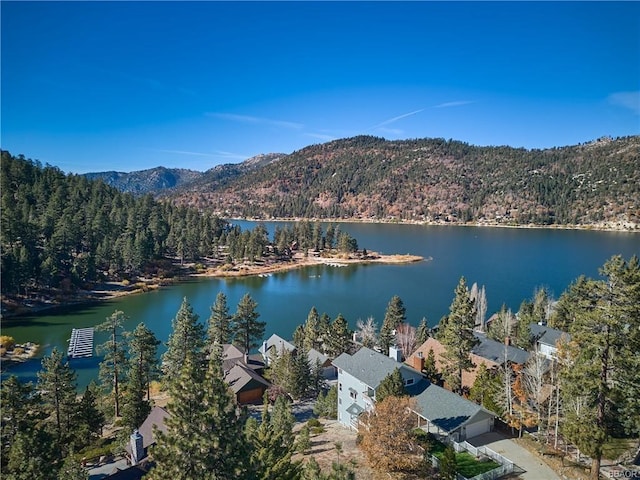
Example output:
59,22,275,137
67,327,94,359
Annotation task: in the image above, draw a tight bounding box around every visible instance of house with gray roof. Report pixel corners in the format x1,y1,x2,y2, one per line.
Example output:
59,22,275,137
259,333,296,366
472,331,530,365
407,380,495,441
530,323,571,359
332,346,495,440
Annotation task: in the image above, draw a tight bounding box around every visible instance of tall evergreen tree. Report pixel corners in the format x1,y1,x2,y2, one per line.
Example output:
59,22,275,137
379,295,406,354
247,397,301,480
120,361,151,432
325,314,352,358
37,348,78,458
561,255,640,480
126,322,160,400
96,310,128,418
162,297,206,382
232,293,266,353
207,292,233,345
303,307,321,351
75,382,105,447
415,317,429,346
6,429,57,480
439,277,478,395
1,376,41,463
149,346,251,479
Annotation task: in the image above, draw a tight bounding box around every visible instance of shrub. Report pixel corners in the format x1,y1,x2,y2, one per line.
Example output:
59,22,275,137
0,335,15,350
307,418,321,428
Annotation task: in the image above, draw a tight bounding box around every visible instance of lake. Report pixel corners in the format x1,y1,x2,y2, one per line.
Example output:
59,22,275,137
2,222,638,388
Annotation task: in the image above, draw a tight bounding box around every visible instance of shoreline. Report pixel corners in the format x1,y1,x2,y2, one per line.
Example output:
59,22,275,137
1,252,424,319
231,217,639,233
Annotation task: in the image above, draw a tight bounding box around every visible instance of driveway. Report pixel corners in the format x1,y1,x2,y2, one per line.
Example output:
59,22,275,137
468,432,561,480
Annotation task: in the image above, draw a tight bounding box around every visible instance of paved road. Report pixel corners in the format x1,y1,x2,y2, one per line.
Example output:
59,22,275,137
468,432,561,480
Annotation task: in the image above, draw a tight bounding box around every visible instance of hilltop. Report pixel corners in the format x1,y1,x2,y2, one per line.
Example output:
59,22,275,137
86,136,639,230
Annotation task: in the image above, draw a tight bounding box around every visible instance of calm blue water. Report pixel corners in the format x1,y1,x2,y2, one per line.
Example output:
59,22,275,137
2,223,638,388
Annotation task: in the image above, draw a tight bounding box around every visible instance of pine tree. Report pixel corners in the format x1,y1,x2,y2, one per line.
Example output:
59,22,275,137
120,361,151,432
162,297,206,382
303,307,321,351
560,255,640,480
149,346,251,479
375,368,407,403
75,383,105,447
415,317,429,346
126,322,160,400
37,348,78,458
515,300,534,349
325,314,351,358
439,277,478,395
232,293,266,353
207,292,233,345
248,398,301,480
379,295,406,354
95,310,128,418
1,376,41,462
6,429,57,480
422,348,440,384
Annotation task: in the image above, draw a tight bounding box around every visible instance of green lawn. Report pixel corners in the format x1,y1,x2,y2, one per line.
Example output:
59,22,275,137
428,437,501,478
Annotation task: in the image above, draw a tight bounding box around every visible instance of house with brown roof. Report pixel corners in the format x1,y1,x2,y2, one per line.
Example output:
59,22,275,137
222,343,270,404
406,333,529,390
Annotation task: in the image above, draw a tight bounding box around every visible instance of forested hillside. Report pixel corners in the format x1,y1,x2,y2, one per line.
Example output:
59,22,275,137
83,166,202,195
171,136,640,228
0,151,358,301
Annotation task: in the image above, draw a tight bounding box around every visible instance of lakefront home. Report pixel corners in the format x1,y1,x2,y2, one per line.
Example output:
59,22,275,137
332,346,496,442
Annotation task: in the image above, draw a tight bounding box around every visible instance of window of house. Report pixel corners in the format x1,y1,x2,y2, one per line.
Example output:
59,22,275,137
339,382,342,391
339,398,342,405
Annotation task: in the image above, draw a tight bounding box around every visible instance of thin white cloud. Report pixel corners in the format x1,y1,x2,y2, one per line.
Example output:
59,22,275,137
377,127,404,135
607,91,640,114
207,112,304,130
150,149,247,160
374,109,425,128
304,132,337,141
432,100,475,108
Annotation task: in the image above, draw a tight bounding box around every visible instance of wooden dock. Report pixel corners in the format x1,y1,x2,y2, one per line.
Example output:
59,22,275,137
67,328,94,358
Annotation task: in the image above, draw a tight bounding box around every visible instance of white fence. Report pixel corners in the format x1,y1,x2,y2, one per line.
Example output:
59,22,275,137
429,438,515,480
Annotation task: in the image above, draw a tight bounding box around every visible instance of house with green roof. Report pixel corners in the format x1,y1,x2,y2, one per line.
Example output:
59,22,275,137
332,346,495,441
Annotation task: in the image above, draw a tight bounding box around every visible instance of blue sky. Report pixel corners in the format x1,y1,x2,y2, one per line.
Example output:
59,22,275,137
2,2,639,174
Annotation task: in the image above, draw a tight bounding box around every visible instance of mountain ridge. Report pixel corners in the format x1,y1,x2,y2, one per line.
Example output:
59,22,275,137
85,135,640,229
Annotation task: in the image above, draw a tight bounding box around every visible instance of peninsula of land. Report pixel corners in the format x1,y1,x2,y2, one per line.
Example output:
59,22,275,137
1,251,424,318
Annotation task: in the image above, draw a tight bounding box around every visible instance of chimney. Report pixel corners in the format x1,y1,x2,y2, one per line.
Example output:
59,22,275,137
408,355,424,372
389,345,402,362
352,332,358,343
504,336,511,346
130,429,144,465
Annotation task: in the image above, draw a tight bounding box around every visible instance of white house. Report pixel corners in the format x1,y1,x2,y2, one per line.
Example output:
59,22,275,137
332,346,495,441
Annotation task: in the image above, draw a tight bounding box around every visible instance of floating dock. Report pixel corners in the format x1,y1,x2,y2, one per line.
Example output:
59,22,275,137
67,328,94,358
